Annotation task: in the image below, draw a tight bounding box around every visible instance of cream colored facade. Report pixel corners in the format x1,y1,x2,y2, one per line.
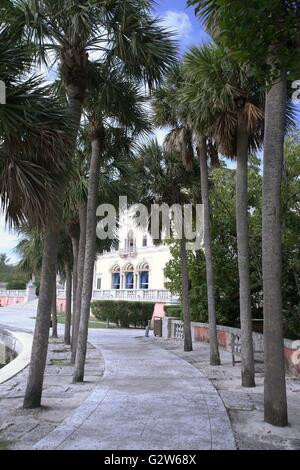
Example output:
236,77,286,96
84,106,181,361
93,217,178,303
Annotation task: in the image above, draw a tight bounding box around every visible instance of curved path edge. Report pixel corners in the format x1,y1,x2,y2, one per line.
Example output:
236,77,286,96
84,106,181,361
0,328,33,384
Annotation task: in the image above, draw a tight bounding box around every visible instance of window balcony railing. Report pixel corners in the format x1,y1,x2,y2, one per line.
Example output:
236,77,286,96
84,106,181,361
91,289,179,303
118,248,137,258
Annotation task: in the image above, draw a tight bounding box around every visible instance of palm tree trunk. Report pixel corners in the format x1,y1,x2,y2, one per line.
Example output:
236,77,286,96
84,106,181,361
51,282,58,338
197,135,220,366
73,129,103,382
263,69,288,426
236,115,255,387
71,203,87,363
179,234,193,352
23,226,59,408
64,262,72,345
71,235,79,323
23,81,84,409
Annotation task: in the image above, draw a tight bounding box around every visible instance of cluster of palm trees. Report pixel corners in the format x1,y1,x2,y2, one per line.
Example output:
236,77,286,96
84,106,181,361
133,1,297,428
0,0,297,430
0,0,176,408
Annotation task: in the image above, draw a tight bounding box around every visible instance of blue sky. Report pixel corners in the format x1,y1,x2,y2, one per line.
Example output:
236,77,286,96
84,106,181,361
155,0,210,52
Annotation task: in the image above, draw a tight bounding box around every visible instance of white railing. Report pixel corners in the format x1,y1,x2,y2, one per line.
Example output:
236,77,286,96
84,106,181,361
0,290,26,298
118,248,137,258
91,289,179,303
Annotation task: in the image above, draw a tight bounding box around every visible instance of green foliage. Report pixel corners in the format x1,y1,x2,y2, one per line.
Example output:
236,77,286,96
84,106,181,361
6,279,26,290
163,305,182,318
0,254,27,285
281,132,300,339
164,141,300,334
91,300,155,328
188,0,300,84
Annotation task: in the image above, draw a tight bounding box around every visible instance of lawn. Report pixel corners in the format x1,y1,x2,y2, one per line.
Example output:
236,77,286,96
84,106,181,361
57,314,117,329
30,315,117,329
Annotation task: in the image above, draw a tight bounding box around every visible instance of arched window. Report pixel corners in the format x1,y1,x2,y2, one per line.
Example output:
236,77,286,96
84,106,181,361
122,262,134,289
110,264,120,289
126,230,135,251
137,261,149,289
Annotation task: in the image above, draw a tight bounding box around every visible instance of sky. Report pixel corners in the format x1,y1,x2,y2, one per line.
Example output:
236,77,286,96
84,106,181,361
0,1,211,264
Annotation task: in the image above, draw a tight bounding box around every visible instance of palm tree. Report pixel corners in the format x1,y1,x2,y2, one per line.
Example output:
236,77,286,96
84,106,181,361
152,64,219,358
64,133,89,361
73,69,151,382
2,0,176,407
0,23,74,409
182,44,265,382
196,135,220,364
151,65,196,352
187,0,297,423
134,140,201,352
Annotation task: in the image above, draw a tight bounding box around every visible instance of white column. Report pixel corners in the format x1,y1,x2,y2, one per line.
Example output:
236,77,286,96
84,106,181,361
25,281,37,303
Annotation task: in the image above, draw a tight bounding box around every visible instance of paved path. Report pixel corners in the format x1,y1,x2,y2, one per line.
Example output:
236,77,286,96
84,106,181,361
1,301,236,450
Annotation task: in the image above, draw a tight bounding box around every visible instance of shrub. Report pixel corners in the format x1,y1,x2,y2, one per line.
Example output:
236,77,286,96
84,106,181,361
6,279,26,290
91,300,155,328
163,305,181,318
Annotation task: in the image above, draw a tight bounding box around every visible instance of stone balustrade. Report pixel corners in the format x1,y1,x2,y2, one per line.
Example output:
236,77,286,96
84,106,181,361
0,290,26,298
92,289,179,303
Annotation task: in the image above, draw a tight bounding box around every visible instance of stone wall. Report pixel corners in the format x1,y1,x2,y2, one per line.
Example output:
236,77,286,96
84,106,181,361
162,317,300,377
0,283,36,307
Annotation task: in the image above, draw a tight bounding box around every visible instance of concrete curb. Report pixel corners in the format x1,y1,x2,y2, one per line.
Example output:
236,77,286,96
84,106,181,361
33,359,115,450
0,329,32,384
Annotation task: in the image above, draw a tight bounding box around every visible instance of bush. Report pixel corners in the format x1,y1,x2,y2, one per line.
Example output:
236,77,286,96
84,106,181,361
6,279,26,290
91,300,155,328
163,305,181,318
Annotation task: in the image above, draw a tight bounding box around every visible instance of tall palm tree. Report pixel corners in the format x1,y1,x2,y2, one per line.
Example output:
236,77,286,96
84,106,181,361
0,23,74,410
187,0,298,424
195,134,220,365
64,131,89,361
2,0,176,407
73,69,151,382
153,64,219,358
134,140,201,352
182,44,265,383
151,65,195,352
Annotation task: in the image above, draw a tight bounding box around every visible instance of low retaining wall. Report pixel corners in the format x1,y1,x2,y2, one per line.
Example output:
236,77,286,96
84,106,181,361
0,294,25,307
162,317,300,377
0,284,36,308
0,328,32,384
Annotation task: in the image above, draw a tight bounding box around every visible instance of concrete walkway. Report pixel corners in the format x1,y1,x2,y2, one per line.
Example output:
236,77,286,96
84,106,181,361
1,302,236,450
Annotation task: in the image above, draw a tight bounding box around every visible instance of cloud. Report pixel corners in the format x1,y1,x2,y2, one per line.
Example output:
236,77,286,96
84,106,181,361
162,10,193,41
0,213,20,264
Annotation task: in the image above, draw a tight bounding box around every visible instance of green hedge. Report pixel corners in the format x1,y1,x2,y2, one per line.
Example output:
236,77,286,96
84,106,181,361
6,280,26,290
91,300,155,328
163,305,182,318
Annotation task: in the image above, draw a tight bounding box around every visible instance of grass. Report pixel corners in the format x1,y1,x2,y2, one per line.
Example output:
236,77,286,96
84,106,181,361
57,315,117,329
0,441,12,450
30,315,117,329
49,358,69,366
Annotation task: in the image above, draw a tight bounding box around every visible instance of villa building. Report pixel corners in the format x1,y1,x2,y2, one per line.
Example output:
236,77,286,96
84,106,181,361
92,218,178,305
